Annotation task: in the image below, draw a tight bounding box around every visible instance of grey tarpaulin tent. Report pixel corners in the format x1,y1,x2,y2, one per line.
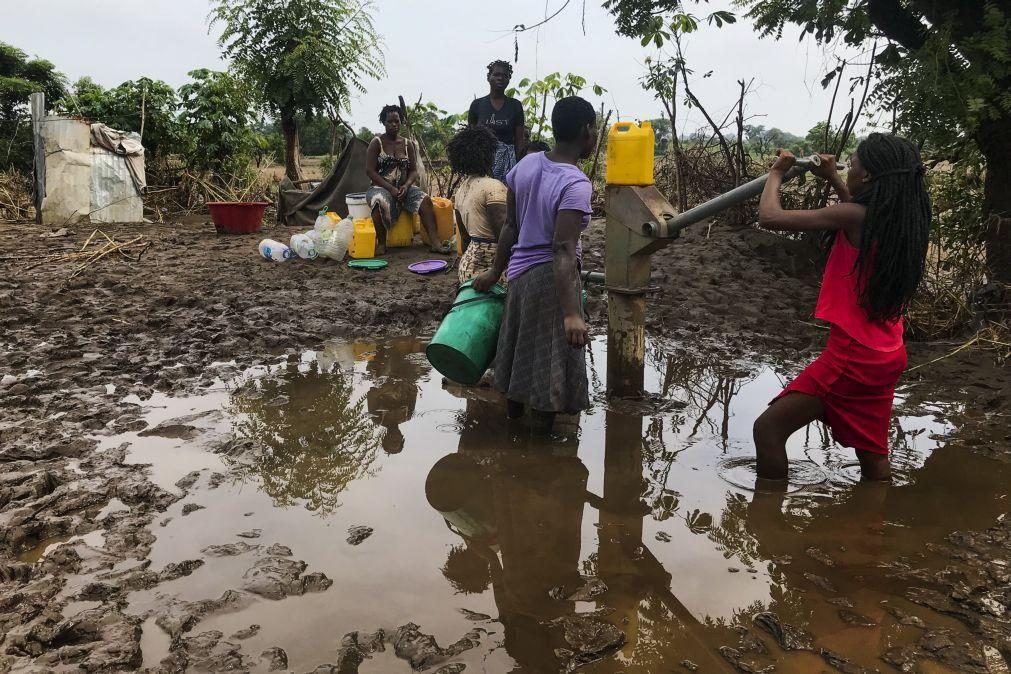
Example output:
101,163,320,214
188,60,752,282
277,136,429,228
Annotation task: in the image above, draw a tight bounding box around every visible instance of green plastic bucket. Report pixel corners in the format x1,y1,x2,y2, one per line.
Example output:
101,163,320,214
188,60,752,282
427,281,507,385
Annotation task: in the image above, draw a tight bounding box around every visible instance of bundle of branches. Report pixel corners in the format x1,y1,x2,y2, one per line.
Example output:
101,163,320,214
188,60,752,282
903,162,1010,364
11,229,149,281
168,171,274,215
655,137,751,223
0,170,33,222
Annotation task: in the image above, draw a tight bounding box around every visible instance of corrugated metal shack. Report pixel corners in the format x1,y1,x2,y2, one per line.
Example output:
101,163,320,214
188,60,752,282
30,92,146,225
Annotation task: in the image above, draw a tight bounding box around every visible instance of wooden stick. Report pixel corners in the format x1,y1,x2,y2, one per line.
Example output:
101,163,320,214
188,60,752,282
906,336,979,372
98,229,138,261
80,229,99,251
68,235,143,278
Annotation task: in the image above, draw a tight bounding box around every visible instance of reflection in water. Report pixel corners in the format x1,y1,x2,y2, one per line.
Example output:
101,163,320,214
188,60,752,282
427,385,734,672
426,391,592,670
228,358,383,516
174,336,1010,672
365,338,425,454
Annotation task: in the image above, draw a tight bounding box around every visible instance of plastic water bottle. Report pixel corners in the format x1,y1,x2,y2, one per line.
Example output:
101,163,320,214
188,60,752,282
314,207,332,233
319,217,353,261
304,229,323,248
331,217,354,258
258,239,292,262
289,233,318,260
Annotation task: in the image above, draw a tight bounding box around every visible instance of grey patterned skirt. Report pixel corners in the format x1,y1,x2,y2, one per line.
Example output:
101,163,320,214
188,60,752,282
493,262,589,414
492,143,517,183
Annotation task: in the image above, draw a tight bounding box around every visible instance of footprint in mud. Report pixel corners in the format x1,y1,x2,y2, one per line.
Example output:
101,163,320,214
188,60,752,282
717,456,828,492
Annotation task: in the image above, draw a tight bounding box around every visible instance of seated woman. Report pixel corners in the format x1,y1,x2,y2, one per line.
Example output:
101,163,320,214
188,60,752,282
365,105,447,255
448,126,508,286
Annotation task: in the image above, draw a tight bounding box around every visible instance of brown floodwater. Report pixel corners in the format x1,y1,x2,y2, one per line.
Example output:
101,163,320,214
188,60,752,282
94,336,1008,672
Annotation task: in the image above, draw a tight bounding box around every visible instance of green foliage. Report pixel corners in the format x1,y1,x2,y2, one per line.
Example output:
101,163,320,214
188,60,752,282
641,53,687,115
319,152,336,177
178,69,256,174
258,114,344,157
297,115,338,156
210,0,385,125
506,72,606,141
0,42,65,121
803,121,857,157
907,159,990,336
733,0,1011,280
650,117,673,152
735,1,1011,151
743,124,808,156
0,42,66,172
928,161,987,279
58,76,180,161
601,0,735,46
404,101,466,159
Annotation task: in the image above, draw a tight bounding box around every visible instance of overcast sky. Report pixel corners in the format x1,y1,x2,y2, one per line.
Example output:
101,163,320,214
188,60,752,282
6,0,866,137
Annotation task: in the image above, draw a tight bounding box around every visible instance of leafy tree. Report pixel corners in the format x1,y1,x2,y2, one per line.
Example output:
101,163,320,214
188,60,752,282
356,126,374,143
507,72,606,141
404,101,466,159
600,0,1011,281
211,0,386,182
650,116,673,153
58,77,180,162
61,76,106,114
296,114,340,156
804,121,857,157
177,69,256,174
744,124,809,156
0,42,65,172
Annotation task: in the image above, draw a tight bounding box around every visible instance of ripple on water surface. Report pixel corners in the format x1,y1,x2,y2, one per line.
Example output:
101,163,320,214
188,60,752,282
84,336,1008,674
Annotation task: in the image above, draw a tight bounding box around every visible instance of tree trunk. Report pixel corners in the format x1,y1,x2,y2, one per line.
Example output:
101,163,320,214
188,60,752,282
280,108,303,182
979,116,1011,285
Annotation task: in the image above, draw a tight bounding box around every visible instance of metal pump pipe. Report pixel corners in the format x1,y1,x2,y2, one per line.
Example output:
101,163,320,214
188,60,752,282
649,155,846,237
588,156,843,288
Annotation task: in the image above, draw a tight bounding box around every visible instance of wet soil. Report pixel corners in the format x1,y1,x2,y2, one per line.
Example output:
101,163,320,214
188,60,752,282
0,218,1008,672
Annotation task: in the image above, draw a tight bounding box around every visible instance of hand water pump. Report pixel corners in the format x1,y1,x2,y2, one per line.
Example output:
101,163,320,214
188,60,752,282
600,122,841,398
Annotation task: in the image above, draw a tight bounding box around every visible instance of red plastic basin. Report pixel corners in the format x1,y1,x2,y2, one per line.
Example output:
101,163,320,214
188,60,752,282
207,201,270,234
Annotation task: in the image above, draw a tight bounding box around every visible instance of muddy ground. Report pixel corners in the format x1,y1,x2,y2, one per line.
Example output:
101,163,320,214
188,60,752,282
0,217,1008,672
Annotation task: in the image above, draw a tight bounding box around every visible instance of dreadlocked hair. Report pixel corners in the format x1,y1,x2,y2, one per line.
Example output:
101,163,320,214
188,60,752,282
487,60,514,77
850,132,931,321
447,126,498,177
379,104,402,123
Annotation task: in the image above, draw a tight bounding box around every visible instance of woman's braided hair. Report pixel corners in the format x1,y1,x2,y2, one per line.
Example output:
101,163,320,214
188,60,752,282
850,132,931,321
487,60,514,77
447,125,498,177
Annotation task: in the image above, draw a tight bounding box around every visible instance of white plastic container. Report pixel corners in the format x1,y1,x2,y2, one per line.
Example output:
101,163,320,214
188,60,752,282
314,208,333,233
258,239,292,262
319,217,353,261
346,192,371,220
305,229,323,248
289,233,319,260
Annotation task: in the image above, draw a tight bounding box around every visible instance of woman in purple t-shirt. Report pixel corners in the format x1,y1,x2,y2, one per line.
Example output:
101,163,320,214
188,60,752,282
472,97,598,434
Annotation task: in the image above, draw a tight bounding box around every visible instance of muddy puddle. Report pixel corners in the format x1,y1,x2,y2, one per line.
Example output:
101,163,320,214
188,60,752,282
68,336,1008,672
